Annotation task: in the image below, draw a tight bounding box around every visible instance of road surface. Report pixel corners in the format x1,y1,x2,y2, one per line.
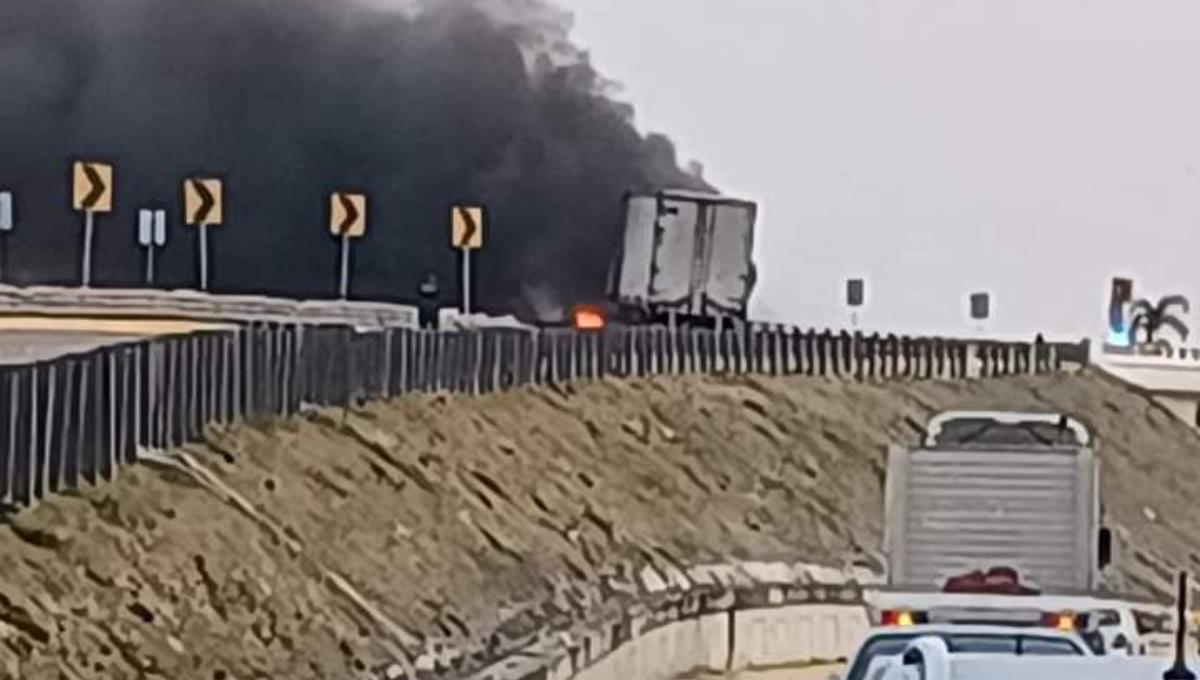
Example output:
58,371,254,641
688,664,843,680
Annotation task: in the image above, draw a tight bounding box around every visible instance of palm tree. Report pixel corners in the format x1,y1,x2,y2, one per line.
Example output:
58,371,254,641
1130,295,1190,344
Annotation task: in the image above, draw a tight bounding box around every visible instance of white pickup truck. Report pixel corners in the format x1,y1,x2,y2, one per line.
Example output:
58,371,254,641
842,624,1095,680
871,635,1190,679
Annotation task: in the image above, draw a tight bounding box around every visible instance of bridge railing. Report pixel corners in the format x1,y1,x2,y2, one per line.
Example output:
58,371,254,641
0,323,1089,509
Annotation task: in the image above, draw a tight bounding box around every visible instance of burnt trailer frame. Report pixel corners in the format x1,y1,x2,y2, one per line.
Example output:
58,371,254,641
607,188,759,328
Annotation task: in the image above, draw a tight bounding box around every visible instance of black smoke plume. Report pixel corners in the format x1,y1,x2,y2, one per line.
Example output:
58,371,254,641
0,0,707,314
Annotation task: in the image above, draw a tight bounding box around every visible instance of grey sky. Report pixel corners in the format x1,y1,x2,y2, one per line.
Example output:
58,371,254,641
560,0,1200,341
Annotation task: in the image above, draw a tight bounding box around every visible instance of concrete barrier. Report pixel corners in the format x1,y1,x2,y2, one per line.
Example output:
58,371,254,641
0,284,419,328
479,603,865,680
462,567,873,680
458,564,1183,680
732,604,868,669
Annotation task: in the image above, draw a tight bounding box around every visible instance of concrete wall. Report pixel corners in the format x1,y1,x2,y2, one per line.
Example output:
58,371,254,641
467,594,870,680
732,604,869,669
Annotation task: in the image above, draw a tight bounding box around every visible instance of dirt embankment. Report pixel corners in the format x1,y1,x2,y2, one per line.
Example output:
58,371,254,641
0,369,1197,679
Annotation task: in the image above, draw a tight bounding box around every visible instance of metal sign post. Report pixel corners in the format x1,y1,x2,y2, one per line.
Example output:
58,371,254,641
1163,570,1195,680
339,233,351,298
72,161,114,288
462,248,472,315
82,212,94,287
154,210,166,282
139,209,168,284
0,191,12,281
198,222,209,290
451,206,484,315
183,177,223,291
329,192,367,299
138,209,153,282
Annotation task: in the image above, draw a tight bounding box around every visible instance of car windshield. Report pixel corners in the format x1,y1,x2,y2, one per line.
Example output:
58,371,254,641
844,632,1084,680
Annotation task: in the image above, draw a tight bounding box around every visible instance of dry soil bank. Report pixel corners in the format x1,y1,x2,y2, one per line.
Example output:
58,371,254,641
0,369,1196,679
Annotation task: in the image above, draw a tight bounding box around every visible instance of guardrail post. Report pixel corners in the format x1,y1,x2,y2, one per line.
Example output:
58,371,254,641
32,364,48,502
119,348,133,464
34,364,54,497
690,327,701,375
592,328,604,381
397,327,410,394
801,329,813,376
0,369,11,504
867,333,880,379
851,331,863,380
13,367,31,506
56,361,76,490
920,339,931,379
707,328,719,375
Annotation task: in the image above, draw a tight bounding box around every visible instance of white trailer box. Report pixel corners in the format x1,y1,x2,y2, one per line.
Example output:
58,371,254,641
612,189,757,322
884,411,1102,594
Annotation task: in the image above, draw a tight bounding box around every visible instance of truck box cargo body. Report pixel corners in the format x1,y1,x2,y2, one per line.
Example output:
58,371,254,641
610,189,757,324
883,411,1101,594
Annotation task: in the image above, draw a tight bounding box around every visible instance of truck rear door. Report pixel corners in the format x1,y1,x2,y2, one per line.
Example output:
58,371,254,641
885,445,1097,592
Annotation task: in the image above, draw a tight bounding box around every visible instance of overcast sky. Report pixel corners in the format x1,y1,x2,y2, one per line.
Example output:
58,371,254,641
559,0,1200,341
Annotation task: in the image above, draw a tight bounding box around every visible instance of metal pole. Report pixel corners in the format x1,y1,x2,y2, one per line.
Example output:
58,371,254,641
81,211,94,287
1164,571,1196,680
198,223,209,291
339,234,350,299
462,248,471,315
146,246,155,285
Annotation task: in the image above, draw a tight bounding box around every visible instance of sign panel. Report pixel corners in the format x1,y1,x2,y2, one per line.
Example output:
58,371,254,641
138,209,153,246
1110,277,1133,305
451,205,484,250
72,161,114,213
0,191,11,232
183,178,223,225
154,210,167,246
330,192,367,238
847,278,865,307
970,292,990,320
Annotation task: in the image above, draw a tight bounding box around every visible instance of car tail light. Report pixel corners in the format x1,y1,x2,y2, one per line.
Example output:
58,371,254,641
881,610,927,627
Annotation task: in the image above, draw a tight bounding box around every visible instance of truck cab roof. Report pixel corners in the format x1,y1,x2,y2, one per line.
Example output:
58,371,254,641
924,411,1092,448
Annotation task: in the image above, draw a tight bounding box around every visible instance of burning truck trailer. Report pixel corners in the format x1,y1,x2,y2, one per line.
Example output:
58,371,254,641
560,188,759,331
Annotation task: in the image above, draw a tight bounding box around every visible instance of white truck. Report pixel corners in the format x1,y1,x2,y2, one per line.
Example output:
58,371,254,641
872,635,1192,680
884,410,1107,594
867,411,1159,654
606,188,757,327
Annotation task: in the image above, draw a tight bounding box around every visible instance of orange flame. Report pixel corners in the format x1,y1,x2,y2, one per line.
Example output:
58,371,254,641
573,306,605,330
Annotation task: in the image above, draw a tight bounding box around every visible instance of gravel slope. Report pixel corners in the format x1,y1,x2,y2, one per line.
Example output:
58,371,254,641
0,368,1196,679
